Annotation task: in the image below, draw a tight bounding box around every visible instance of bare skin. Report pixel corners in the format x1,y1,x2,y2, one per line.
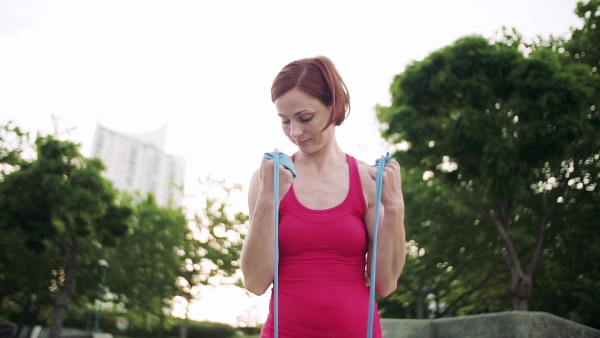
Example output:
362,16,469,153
240,88,406,296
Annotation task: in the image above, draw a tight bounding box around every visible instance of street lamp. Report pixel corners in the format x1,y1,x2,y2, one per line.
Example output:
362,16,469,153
93,259,109,332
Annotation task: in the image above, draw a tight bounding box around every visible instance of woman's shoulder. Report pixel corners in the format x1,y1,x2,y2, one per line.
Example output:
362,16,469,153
248,167,262,192
352,156,370,167
349,155,373,173
348,154,376,197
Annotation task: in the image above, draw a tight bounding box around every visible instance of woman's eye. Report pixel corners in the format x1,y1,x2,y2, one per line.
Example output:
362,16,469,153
281,120,290,125
300,117,313,123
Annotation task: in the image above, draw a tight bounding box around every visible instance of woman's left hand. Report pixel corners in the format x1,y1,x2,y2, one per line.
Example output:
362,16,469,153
368,159,404,210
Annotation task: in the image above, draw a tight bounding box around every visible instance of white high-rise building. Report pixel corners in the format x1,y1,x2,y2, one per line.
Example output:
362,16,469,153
90,121,186,207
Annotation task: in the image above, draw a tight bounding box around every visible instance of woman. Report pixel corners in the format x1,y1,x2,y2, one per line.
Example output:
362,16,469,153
241,56,406,338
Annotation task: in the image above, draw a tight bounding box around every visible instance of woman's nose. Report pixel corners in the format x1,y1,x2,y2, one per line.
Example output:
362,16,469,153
289,121,303,137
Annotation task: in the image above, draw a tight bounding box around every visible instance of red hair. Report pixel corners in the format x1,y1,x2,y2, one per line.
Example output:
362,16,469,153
271,56,350,128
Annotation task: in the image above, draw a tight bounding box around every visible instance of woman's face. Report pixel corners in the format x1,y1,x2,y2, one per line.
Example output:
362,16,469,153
274,88,334,154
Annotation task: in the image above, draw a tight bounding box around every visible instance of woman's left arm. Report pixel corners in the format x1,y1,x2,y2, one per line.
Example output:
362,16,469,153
364,159,406,297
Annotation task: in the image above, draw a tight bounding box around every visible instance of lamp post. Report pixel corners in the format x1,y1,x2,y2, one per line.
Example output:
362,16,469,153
92,259,109,332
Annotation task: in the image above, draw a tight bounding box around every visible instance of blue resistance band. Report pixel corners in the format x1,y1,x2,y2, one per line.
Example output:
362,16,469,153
263,151,297,338
367,152,393,338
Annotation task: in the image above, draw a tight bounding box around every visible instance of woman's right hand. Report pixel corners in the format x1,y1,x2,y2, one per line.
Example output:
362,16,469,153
242,155,293,295
259,156,294,200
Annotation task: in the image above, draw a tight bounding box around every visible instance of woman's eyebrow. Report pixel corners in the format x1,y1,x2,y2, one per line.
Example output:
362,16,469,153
278,110,311,117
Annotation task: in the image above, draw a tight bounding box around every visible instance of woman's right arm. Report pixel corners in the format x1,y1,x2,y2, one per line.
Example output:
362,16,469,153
240,158,293,295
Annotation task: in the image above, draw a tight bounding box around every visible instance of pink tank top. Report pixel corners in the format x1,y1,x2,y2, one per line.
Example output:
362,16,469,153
260,154,382,338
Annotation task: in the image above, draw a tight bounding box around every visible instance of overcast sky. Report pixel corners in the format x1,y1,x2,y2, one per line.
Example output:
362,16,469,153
0,0,584,325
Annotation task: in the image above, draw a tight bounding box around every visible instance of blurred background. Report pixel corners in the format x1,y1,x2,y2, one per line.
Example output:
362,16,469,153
1,0,598,337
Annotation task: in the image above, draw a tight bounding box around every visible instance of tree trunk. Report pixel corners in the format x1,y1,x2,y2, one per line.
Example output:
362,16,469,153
416,288,428,319
179,318,189,338
179,299,191,338
49,244,79,338
49,295,68,338
25,325,35,338
158,313,165,338
16,293,33,338
510,274,532,311
496,196,552,312
143,313,148,338
492,203,533,312
15,319,24,338
501,238,532,311
15,292,38,338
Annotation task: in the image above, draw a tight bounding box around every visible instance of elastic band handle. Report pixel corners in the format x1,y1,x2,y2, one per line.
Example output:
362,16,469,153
263,150,296,338
273,155,280,338
367,152,392,338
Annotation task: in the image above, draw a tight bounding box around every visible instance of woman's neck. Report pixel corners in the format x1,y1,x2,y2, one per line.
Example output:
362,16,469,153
295,139,346,174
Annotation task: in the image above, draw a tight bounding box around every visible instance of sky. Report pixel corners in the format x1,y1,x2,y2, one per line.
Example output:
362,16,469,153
0,0,584,327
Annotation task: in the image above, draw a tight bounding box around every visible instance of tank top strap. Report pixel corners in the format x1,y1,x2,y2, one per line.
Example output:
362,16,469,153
346,154,367,214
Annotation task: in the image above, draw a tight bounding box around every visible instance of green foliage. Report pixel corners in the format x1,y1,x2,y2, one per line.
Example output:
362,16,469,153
378,167,511,319
530,1,600,327
0,121,29,174
176,176,248,317
176,320,236,338
529,167,600,328
103,192,188,333
379,35,594,198
567,0,600,68
86,177,250,336
0,136,131,251
0,121,252,334
63,310,238,338
0,224,61,325
0,130,132,336
376,9,599,321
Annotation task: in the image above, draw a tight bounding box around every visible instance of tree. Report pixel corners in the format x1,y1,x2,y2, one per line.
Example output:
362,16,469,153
0,224,60,334
175,176,248,338
376,35,599,311
529,184,600,328
512,1,600,326
104,193,187,337
566,0,600,69
551,1,600,327
0,134,132,338
378,167,510,319
0,121,38,328
0,120,29,172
